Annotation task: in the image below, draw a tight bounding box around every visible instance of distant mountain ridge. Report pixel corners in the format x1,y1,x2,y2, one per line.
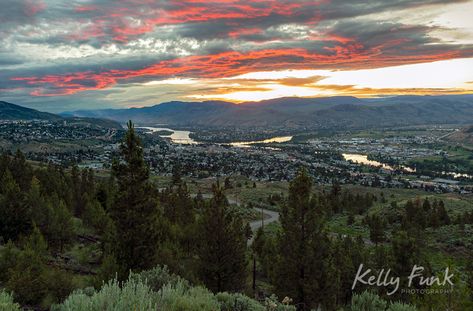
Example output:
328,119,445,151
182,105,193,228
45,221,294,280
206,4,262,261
0,101,122,129
63,95,473,129
0,101,62,121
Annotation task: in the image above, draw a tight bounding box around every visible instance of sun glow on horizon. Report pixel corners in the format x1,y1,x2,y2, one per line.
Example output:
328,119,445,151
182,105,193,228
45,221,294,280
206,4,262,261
185,58,473,102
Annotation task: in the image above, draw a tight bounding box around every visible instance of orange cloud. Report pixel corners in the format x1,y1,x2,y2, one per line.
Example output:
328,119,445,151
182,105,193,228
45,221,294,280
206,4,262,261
11,45,466,96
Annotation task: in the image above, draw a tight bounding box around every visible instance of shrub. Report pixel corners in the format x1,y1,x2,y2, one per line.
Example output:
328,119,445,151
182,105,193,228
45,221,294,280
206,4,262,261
264,295,297,311
0,241,19,281
52,278,158,311
157,280,220,311
54,266,296,311
387,302,418,311
216,292,265,311
350,291,387,311
0,290,21,311
6,247,48,306
130,265,185,292
349,292,418,311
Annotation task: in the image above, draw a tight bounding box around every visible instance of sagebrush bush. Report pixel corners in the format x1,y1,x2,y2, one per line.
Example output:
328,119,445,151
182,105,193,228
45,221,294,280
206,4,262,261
53,266,298,311
52,278,158,311
387,302,418,311
350,291,387,311
216,292,265,311
131,265,186,292
0,290,21,311
349,291,418,311
157,279,220,311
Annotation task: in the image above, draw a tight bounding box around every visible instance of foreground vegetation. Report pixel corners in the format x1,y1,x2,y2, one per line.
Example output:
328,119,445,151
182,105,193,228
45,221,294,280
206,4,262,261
0,122,472,310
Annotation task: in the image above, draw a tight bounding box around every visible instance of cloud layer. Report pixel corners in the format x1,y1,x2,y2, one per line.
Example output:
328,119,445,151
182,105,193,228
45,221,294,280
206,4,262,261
1,0,472,111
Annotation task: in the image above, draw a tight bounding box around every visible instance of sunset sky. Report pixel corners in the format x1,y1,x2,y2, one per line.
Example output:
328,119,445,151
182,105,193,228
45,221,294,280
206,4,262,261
1,0,473,112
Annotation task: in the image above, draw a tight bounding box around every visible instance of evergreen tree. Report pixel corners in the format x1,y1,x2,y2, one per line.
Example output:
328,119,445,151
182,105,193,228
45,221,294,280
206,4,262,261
6,226,48,306
367,214,386,244
466,245,473,295
172,161,182,185
437,201,450,225
197,184,247,293
9,149,33,192
0,170,31,241
390,230,429,301
275,169,335,310
110,121,162,275
48,200,74,252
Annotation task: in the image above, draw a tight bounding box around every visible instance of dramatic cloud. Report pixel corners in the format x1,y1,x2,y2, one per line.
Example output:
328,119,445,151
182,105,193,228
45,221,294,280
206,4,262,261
0,0,472,111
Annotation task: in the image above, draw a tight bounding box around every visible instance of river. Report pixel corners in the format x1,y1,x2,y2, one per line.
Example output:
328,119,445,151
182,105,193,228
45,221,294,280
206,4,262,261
229,136,293,148
139,127,197,144
342,153,415,173
342,153,473,179
139,126,292,147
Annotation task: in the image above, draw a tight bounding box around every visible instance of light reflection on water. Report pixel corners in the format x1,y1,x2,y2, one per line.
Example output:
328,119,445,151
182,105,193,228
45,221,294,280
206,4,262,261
342,153,472,178
229,136,293,148
139,127,292,147
342,153,415,173
139,127,197,144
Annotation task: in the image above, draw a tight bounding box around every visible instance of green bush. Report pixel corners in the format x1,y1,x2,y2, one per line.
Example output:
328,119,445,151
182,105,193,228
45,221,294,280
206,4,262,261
157,280,220,311
0,290,21,311
387,302,418,311
54,267,298,311
349,292,418,311
0,241,19,281
350,291,387,311
130,265,186,292
264,295,297,311
216,292,265,311
6,247,48,306
52,278,158,311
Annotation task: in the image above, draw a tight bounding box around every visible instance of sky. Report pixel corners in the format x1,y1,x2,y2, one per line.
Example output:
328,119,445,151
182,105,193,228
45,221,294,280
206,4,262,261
0,0,473,112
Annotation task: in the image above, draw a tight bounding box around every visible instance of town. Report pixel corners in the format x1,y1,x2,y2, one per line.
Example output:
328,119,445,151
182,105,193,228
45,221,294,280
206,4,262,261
1,120,471,195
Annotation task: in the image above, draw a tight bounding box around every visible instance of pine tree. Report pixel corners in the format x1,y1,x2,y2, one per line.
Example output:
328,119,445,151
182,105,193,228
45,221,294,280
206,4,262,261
0,170,31,241
197,184,247,293
9,149,33,192
367,214,386,244
390,230,429,301
48,200,74,252
466,246,473,295
110,120,161,275
172,161,182,185
6,226,48,306
275,169,335,310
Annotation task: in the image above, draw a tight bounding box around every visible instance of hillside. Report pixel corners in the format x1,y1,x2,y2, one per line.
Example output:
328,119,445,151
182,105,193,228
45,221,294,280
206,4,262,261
63,95,473,129
446,125,473,146
0,101,62,121
0,101,122,129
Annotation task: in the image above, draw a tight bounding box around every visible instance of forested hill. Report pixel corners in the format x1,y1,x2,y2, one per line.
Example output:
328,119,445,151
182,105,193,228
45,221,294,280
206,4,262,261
0,101,62,121
64,95,473,129
0,101,122,129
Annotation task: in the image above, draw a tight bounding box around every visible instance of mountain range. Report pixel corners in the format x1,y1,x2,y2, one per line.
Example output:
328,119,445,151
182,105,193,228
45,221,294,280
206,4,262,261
62,95,473,129
0,101,122,129
0,101,62,121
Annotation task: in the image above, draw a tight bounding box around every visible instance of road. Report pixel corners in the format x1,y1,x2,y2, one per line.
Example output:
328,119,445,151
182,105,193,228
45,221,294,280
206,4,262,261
191,193,280,243
248,208,280,232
